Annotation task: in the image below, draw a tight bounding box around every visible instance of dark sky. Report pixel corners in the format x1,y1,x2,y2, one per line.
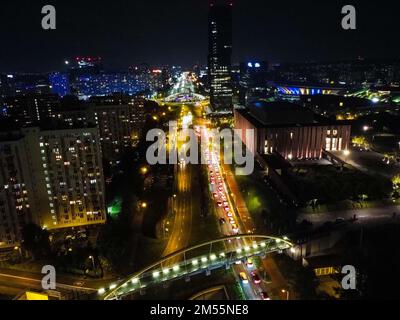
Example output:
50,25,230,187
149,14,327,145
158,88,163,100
1,0,399,72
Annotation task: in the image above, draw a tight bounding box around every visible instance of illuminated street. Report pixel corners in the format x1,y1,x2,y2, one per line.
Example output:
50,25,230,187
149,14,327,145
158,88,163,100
162,163,193,265
1,1,399,307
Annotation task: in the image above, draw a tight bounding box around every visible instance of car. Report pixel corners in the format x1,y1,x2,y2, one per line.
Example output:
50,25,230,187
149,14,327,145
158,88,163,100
251,272,261,284
227,212,233,217
335,217,345,224
213,193,219,199
224,206,230,212
219,218,226,225
221,195,227,200
261,292,270,300
239,272,248,284
217,201,223,207
246,258,254,268
229,219,235,224
210,180,215,185
223,201,229,206
218,187,223,192
232,227,239,234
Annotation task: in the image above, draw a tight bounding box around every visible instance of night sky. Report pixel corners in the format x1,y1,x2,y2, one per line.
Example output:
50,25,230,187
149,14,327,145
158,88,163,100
1,0,399,72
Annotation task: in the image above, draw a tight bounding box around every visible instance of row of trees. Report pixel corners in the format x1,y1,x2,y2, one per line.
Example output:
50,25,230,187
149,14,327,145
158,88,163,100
286,166,393,205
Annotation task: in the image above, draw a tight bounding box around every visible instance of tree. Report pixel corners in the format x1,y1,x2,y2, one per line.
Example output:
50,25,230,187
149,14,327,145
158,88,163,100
392,174,400,190
275,254,319,300
21,224,51,259
352,136,371,150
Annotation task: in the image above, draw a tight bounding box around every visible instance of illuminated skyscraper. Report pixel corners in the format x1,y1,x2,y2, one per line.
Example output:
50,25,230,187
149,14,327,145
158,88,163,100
208,1,233,113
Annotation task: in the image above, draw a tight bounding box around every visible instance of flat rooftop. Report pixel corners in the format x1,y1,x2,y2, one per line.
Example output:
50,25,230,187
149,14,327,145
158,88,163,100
236,100,349,128
248,101,315,126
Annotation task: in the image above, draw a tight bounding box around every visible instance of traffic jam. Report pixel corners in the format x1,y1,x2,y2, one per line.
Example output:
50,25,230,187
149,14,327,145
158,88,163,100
201,127,270,301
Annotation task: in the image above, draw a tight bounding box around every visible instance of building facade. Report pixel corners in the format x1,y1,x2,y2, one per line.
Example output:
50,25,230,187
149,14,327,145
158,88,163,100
88,102,145,161
0,126,106,250
0,135,35,250
208,2,233,113
53,95,146,161
234,102,351,160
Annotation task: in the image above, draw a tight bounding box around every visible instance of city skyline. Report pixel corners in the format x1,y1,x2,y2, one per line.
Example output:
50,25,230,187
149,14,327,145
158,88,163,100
0,0,400,305
1,0,400,72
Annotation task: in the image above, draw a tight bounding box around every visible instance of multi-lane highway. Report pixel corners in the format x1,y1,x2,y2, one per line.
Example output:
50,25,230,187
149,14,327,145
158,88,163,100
199,125,271,300
162,162,193,266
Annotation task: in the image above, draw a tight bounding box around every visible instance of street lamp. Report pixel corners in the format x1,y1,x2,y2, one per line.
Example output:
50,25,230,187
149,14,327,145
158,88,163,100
140,167,148,175
89,255,95,271
281,289,290,300
141,202,148,209
343,149,350,162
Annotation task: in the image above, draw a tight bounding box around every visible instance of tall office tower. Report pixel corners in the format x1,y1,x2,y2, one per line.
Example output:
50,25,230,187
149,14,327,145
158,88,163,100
208,1,233,113
0,126,106,251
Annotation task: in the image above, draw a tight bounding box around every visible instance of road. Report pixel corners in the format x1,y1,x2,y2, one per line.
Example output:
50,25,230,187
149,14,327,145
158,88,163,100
0,267,104,299
162,163,193,266
331,149,400,179
162,113,194,266
199,125,267,300
298,204,400,227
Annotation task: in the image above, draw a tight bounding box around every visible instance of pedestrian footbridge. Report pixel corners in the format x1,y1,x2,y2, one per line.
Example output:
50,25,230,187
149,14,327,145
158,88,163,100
101,234,292,300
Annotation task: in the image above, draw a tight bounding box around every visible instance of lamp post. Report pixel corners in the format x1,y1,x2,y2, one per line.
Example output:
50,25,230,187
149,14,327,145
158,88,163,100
89,255,95,271
282,289,290,300
343,150,351,170
343,149,350,161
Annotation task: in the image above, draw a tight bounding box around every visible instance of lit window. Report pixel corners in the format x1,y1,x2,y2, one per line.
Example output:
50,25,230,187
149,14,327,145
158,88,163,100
325,138,332,151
